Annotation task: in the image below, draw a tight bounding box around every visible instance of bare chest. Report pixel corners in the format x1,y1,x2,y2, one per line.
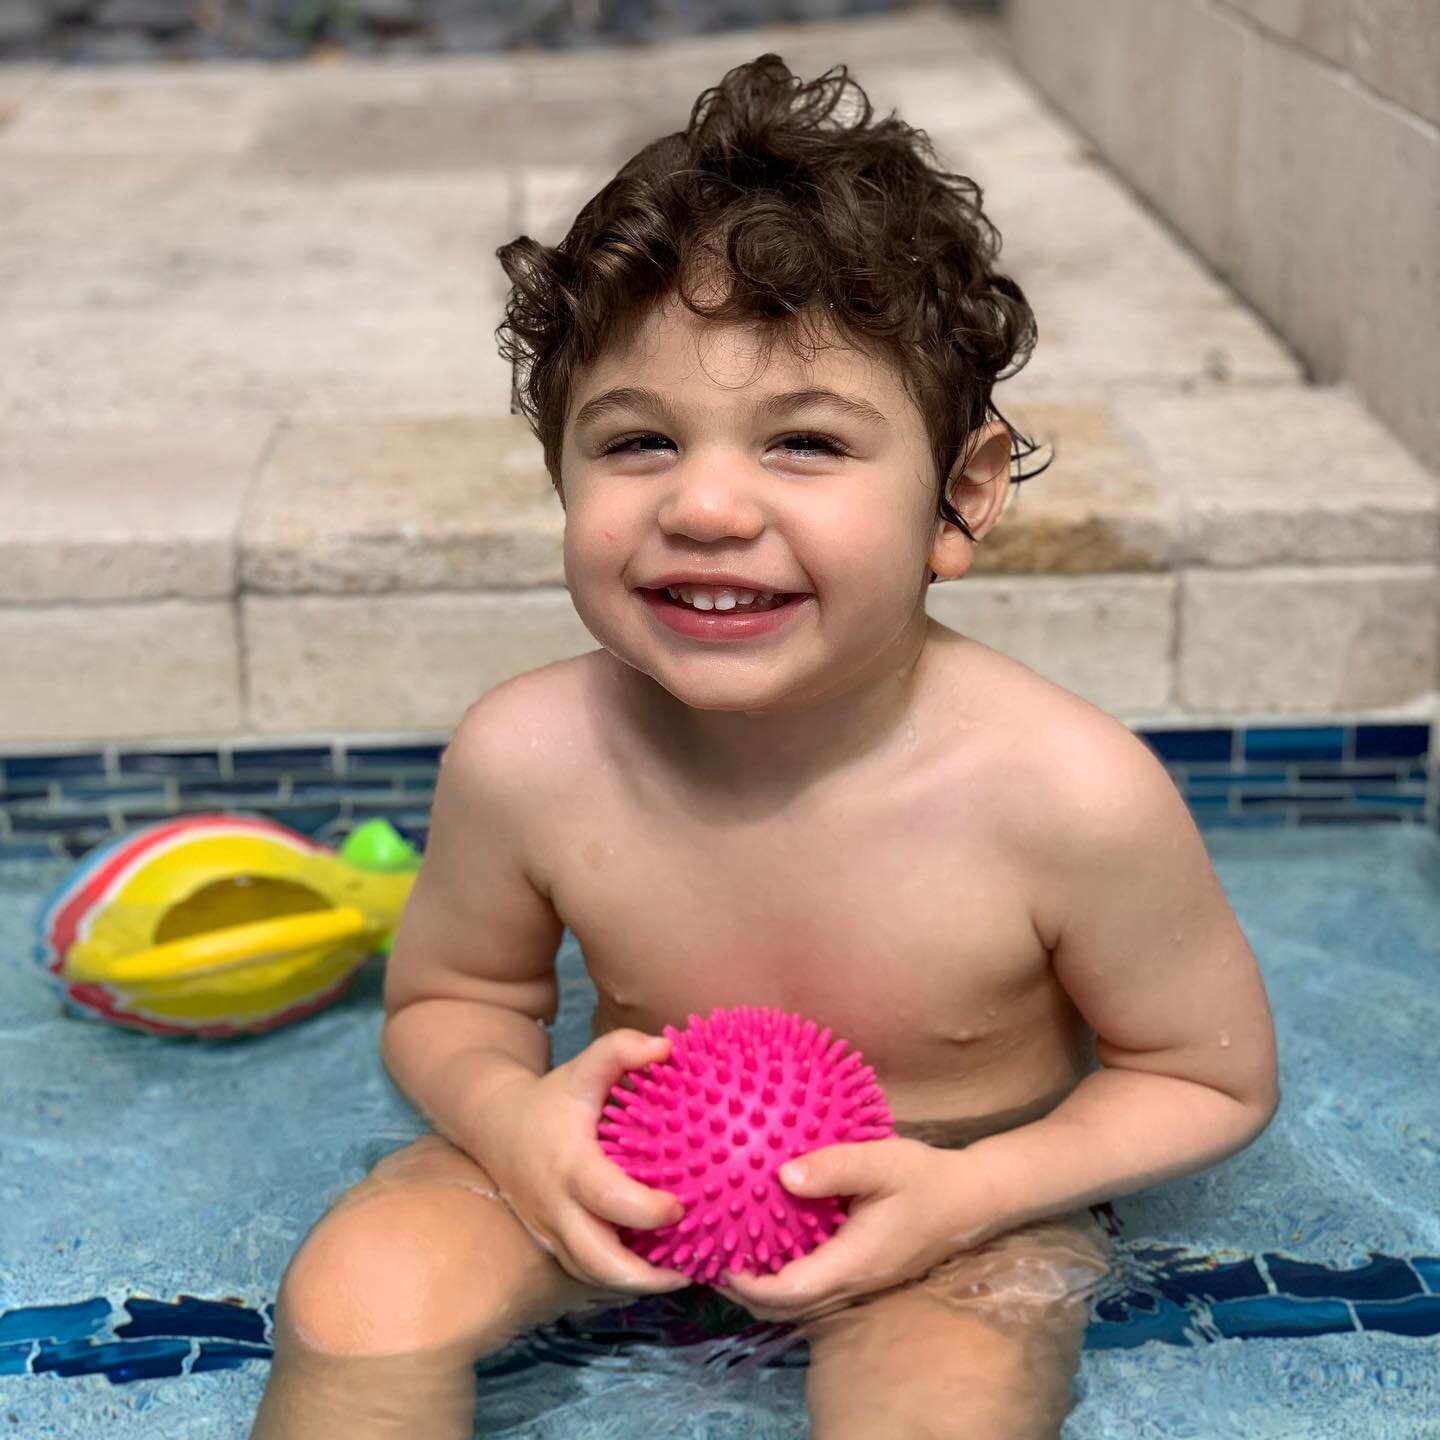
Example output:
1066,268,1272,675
536,756,1072,1118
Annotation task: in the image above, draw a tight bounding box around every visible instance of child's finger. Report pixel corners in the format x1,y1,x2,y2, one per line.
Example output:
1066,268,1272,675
573,1154,683,1231
560,1207,689,1295
570,1028,672,1110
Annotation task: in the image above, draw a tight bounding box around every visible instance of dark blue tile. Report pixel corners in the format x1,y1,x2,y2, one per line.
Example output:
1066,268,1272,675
31,1335,190,1380
1354,1296,1440,1338
8,809,112,833
401,774,438,794
3,751,106,781
1184,794,1232,811
1156,1258,1270,1305
1297,811,1407,826
0,780,52,802
294,777,394,797
1354,724,1429,761
176,779,284,801
1243,727,1345,762
232,746,334,774
1239,792,1347,808
343,743,444,771
1186,772,1287,789
1353,793,1425,809
1294,765,1405,784
1411,1258,1440,1294
117,1295,266,1344
1083,1296,1196,1349
1265,1253,1422,1301
118,748,223,777
1210,1296,1355,1340
1138,729,1234,764
57,778,170,804
191,1339,273,1372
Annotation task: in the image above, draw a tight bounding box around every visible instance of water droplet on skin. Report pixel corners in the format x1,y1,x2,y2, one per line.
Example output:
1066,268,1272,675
1219,1030,1231,1048
985,1005,997,1018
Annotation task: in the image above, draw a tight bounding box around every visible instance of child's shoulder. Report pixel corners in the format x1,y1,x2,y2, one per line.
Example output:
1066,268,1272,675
441,653,596,792
954,633,1184,846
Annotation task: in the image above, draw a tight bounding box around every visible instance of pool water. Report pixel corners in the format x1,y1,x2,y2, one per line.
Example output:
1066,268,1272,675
2,825,1437,1437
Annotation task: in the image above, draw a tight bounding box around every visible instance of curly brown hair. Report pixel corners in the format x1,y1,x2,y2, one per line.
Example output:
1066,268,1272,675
495,52,1050,580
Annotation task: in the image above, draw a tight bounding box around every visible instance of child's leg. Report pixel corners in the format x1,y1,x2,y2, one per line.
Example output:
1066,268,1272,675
796,1210,1111,1440
250,1134,625,1440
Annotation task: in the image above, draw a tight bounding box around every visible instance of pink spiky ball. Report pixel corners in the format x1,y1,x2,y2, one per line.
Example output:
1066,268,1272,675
598,1005,894,1287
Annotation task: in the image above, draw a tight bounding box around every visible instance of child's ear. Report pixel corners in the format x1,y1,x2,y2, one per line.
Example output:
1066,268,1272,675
927,420,1012,582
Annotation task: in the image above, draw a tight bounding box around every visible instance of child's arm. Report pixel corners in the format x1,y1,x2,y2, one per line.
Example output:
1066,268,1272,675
380,683,565,1161
948,719,1279,1241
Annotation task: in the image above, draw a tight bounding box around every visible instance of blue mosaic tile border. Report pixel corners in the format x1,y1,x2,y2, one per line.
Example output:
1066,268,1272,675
0,722,1434,859
4,1247,1439,1383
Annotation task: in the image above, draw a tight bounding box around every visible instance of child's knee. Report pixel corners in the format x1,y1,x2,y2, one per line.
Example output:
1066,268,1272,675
275,1182,517,1359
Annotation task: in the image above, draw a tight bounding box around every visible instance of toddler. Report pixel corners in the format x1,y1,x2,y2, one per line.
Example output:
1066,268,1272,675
252,53,1278,1440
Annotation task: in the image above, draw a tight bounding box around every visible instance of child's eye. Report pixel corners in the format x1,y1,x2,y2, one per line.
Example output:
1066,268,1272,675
597,432,849,458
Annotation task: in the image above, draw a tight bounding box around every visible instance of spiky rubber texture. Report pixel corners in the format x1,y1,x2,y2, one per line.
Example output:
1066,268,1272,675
599,1005,894,1287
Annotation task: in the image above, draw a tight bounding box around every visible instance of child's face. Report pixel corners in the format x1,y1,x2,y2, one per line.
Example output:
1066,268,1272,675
557,298,950,714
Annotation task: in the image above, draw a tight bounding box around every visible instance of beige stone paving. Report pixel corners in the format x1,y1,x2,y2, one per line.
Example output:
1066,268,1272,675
0,6,1434,744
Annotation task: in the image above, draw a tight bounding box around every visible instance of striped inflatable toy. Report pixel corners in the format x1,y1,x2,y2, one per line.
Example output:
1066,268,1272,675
36,814,418,1037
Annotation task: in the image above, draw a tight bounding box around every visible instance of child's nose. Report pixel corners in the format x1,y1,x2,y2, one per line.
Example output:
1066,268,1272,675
657,463,766,543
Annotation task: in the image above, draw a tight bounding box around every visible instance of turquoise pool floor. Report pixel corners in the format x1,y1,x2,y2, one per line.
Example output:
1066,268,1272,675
2,826,1437,1437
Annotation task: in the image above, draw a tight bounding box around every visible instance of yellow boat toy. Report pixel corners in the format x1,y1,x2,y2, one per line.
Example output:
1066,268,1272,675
36,814,420,1037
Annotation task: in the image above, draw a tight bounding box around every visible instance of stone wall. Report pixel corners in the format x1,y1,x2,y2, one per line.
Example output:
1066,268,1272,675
0,0,943,62
1001,0,1439,476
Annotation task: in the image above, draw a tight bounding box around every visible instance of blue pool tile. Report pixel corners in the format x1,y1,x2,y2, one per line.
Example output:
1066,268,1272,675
1353,792,1425,809
32,1335,192,1382
1264,1253,1422,1301
3,751,106,781
8,809,112,833
1294,765,1406,784
1195,812,1290,830
117,1295,266,1344
1139,729,1234,764
1186,772,1288,789
1083,1296,1197,1349
1411,1258,1440,1294
232,746,334,774
56,778,171,806
1157,1258,1270,1305
1354,724,1429,761
191,1340,273,1372
1243,727,1346,762
1184,794,1232,812
1239,791,1347,809
0,1341,34,1376
0,1298,111,1345
344,743,444,771
0,779,52,802
1297,811,1407,826
1210,1296,1355,1340
1353,1296,1440,1338
118,748,223,777
0,838,63,859
293,776,395,798
175,779,285,801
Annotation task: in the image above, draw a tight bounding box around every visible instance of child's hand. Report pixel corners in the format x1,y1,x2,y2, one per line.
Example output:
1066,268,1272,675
473,1028,694,1297
722,1137,987,1323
